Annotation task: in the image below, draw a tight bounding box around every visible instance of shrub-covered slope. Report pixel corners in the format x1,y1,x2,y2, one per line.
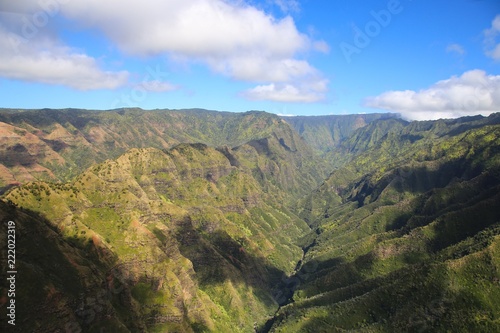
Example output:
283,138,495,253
0,108,310,191
281,113,397,153
269,114,500,332
2,129,321,332
2,109,500,332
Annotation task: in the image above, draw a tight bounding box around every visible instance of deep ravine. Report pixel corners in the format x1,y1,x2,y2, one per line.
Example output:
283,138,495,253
257,236,318,333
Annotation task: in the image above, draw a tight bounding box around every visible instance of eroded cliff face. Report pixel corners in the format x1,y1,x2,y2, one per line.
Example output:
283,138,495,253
270,114,500,332
0,109,301,190
0,122,63,187
3,135,319,332
2,109,500,333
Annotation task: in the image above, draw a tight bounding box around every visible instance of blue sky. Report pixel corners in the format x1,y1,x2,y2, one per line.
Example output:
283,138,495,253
0,0,499,120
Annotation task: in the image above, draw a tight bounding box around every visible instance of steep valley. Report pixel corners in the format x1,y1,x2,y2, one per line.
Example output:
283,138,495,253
271,114,500,332
1,109,500,332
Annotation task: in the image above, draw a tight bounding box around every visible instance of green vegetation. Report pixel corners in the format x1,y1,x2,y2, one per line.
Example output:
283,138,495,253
0,108,298,189
1,109,500,332
269,113,500,332
2,127,319,332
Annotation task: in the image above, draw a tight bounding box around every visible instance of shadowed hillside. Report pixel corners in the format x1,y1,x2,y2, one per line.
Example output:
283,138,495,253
2,131,323,332
268,113,500,332
1,109,500,332
0,108,318,192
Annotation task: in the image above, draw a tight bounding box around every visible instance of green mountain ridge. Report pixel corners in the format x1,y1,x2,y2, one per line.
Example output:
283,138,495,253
1,109,500,332
1,122,325,332
271,114,500,332
0,108,300,191
280,113,399,153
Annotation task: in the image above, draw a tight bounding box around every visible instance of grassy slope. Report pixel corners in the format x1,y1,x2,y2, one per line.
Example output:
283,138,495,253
3,126,321,332
270,115,500,332
0,108,295,189
2,109,500,332
281,113,398,153
0,200,141,333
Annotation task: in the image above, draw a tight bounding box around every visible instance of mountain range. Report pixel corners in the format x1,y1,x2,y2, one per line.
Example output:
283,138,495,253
1,108,499,332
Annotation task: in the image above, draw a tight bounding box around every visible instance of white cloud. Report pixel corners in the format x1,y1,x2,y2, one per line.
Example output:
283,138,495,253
58,1,302,56
139,80,179,92
0,1,41,13
364,70,500,120
0,0,328,101
270,0,300,14
57,0,325,81
0,26,128,90
489,45,500,60
243,79,328,103
313,40,331,54
60,0,328,100
484,14,500,61
446,43,465,55
209,57,317,82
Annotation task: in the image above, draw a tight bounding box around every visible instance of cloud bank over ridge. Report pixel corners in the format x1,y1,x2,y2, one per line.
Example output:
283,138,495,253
365,70,500,121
